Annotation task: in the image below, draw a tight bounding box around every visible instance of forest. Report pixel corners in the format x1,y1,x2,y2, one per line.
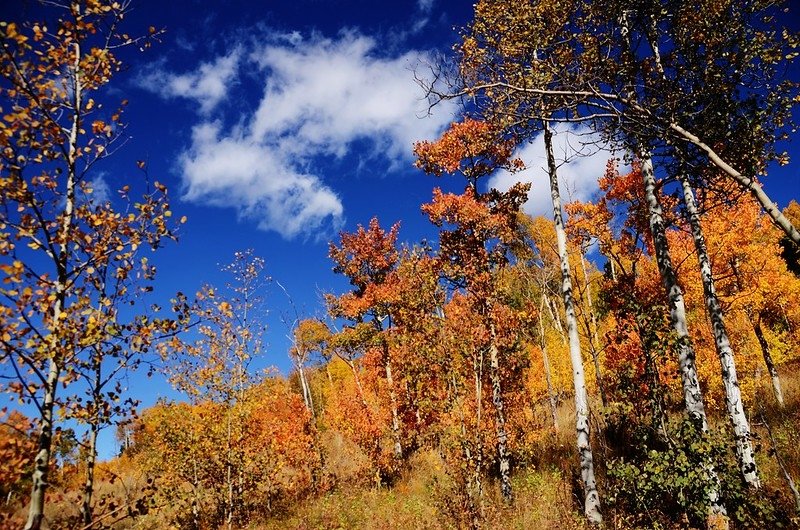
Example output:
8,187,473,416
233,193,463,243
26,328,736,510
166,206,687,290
1,0,800,528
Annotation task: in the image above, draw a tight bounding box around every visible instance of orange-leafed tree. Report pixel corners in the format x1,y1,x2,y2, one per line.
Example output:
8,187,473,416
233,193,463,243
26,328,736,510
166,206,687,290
289,318,331,416
166,250,268,528
416,118,529,505
0,3,175,528
328,218,405,462
667,192,800,409
0,409,36,525
376,249,447,450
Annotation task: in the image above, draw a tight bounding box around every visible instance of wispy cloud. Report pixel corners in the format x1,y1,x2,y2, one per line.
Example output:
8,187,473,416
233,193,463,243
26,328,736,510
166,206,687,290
417,0,435,13
78,174,111,206
140,30,454,239
488,125,616,218
249,31,449,162
138,49,241,114
181,122,344,238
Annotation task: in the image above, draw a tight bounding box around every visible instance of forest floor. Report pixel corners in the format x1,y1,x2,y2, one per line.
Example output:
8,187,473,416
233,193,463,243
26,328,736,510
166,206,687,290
259,370,800,529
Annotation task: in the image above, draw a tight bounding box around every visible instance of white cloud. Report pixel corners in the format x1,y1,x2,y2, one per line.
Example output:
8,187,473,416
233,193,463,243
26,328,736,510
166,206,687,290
181,122,344,239
144,31,454,239
89,175,111,204
77,174,111,206
249,32,449,162
140,49,241,114
488,125,617,218
417,0,435,13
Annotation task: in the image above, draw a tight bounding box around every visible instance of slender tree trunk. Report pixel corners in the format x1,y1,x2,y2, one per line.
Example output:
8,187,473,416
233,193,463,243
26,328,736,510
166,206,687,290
544,293,567,344
25,367,59,530
679,174,760,487
298,362,314,414
191,424,201,528
468,357,485,526
580,252,607,407
728,259,786,408
638,152,726,521
25,32,84,530
538,296,559,432
488,317,512,503
752,319,785,408
757,403,800,514
640,155,708,427
80,365,103,527
544,122,602,524
80,431,98,527
382,339,403,460
636,315,668,441
226,407,234,530
343,357,370,411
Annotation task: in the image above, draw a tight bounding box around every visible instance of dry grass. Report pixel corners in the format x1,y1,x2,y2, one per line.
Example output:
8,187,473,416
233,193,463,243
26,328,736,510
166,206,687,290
256,449,586,530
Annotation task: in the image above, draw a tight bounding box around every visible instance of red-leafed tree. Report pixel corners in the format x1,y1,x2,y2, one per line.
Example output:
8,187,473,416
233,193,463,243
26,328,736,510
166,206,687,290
416,118,528,505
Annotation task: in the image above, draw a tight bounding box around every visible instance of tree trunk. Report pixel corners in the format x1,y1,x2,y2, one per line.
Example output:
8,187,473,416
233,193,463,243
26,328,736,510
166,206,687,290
544,293,567,345
758,403,800,514
752,320,784,407
580,252,607,407
488,317,512,503
382,340,403,460
298,363,314,415
636,314,668,441
80,402,100,526
25,365,59,530
679,174,760,488
468,356,485,525
640,154,708,426
345,358,369,410
544,122,602,524
538,296,559,432
728,259,786,409
25,30,83,530
226,407,234,530
638,151,726,519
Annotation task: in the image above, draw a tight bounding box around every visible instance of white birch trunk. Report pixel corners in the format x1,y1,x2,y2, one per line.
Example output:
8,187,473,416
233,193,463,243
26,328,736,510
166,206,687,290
382,339,403,460
640,154,708,426
544,122,602,524
488,317,512,503
25,33,83,530
80,361,102,528
639,152,726,519
298,362,313,414
679,174,760,488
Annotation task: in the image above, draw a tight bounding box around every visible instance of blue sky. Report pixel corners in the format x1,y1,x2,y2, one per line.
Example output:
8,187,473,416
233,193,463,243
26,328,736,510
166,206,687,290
3,0,799,457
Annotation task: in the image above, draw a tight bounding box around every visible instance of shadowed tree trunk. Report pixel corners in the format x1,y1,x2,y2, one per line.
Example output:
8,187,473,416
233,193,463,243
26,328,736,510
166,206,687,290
579,251,607,407
381,337,403,460
752,319,784,408
728,259,786,408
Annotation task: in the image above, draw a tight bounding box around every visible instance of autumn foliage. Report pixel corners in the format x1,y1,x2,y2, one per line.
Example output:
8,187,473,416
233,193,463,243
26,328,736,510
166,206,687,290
2,0,800,529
